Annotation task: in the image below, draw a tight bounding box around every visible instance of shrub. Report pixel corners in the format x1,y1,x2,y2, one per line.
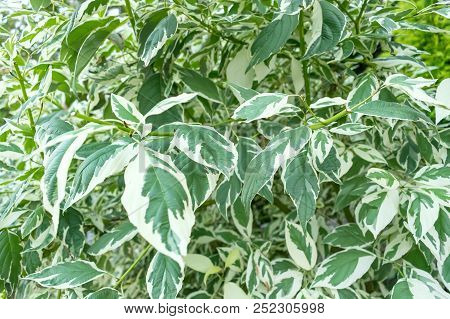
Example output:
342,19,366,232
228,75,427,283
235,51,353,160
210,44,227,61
0,0,449,299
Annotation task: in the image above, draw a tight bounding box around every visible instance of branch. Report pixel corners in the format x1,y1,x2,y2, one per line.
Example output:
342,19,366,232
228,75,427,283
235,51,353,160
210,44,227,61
114,245,152,289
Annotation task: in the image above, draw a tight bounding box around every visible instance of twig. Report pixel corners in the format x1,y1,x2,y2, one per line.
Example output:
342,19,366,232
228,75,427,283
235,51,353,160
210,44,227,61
114,245,152,289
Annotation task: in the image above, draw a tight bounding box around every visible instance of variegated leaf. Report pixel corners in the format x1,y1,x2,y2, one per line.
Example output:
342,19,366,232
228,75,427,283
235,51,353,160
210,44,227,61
25,260,105,289
323,223,374,248
87,222,138,256
66,138,138,208
121,147,194,264
141,14,177,66
242,126,311,211
41,133,88,233
246,249,273,294
312,249,375,289
111,94,145,124
267,270,303,299
147,252,184,299
174,153,219,210
355,189,400,237
232,93,289,123
281,152,319,225
366,168,400,190
330,122,371,135
285,221,317,270
162,123,238,178
352,144,387,164
406,190,440,241
310,130,333,164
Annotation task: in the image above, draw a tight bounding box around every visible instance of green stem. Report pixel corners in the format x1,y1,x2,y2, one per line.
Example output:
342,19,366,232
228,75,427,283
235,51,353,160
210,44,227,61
298,11,311,105
309,86,383,130
14,62,36,132
124,0,136,37
309,108,348,130
74,112,129,131
13,62,28,100
355,0,369,34
114,245,152,289
74,112,174,137
179,10,245,45
333,1,358,27
27,109,35,133
212,118,241,127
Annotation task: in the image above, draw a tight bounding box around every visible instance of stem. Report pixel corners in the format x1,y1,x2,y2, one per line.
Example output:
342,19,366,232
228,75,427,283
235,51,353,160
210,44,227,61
309,108,348,130
355,0,369,34
333,1,358,27
13,62,28,100
14,62,36,132
114,245,152,289
298,11,311,105
27,109,35,133
74,112,174,137
179,11,245,45
124,0,136,37
308,86,382,130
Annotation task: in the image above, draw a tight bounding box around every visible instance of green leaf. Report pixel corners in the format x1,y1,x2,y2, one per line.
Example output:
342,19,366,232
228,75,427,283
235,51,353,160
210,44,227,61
73,18,121,79
62,17,115,67
121,149,194,264
312,249,375,289
224,282,250,299
88,222,138,256
85,287,120,299
282,152,319,225
248,12,299,70
354,101,432,123
0,230,22,288
30,0,51,11
323,223,374,248
304,1,346,59
178,68,221,103
141,14,178,66
25,260,106,289
147,252,184,299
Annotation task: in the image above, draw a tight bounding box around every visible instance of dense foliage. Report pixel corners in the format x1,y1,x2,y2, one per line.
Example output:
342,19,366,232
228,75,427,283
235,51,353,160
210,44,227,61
0,0,449,299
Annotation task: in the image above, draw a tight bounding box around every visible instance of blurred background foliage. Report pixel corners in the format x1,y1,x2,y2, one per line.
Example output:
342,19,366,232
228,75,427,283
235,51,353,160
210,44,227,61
396,0,450,79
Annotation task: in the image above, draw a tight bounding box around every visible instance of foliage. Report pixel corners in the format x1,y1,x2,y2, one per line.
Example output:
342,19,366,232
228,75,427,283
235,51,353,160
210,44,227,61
395,0,450,80
0,0,449,299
